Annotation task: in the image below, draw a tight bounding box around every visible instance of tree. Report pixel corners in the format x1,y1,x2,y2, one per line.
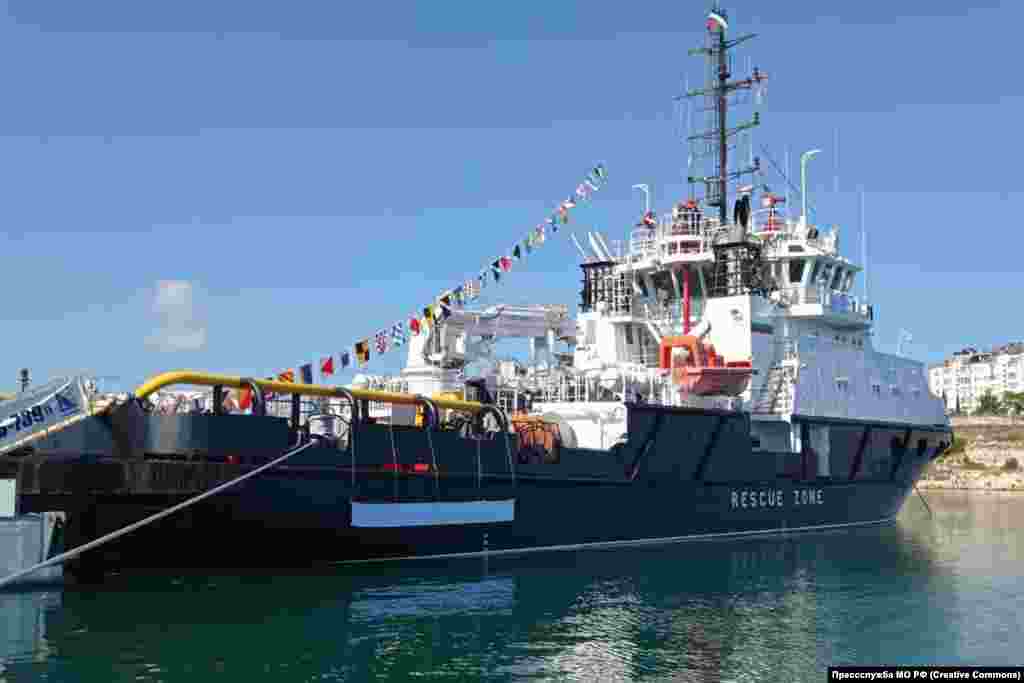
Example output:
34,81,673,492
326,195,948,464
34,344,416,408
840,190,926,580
974,390,1002,416
1003,391,1024,421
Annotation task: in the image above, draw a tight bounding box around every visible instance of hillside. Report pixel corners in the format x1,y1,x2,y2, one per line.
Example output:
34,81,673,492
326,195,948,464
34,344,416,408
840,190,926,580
920,416,1024,491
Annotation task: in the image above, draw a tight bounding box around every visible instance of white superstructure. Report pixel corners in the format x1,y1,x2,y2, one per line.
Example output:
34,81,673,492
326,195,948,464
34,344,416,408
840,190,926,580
350,5,950,451
385,200,946,450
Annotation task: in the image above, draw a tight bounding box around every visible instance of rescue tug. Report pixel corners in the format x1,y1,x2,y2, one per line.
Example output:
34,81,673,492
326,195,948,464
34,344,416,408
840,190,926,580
1,6,952,579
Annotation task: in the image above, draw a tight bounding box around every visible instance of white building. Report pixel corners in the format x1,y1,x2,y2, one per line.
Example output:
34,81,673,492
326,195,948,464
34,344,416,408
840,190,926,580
928,343,1024,413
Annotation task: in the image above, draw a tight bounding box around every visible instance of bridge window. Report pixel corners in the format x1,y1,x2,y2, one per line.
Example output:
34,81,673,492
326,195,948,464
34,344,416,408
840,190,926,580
830,266,844,290
819,262,833,286
788,258,805,285
843,270,856,292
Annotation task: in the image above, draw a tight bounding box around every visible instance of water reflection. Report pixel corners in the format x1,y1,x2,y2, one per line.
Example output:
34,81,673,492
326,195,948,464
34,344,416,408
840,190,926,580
0,493,1021,681
0,590,60,676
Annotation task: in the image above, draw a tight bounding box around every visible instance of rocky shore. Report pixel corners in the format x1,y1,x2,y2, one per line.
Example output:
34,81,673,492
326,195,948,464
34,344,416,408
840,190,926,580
919,416,1024,491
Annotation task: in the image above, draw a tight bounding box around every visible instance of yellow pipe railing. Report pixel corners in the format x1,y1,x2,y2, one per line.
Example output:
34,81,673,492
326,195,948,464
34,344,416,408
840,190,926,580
133,370,486,414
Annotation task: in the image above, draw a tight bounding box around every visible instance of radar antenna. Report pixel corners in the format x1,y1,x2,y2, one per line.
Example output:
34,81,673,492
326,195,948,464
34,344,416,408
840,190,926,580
678,6,767,224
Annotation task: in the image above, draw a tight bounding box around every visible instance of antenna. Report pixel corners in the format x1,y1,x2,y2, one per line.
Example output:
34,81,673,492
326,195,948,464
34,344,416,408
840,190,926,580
860,187,868,302
587,232,612,261
685,75,694,192
784,145,791,210
632,184,651,214
569,233,590,262
746,55,755,169
680,5,766,223
594,232,615,260
800,149,822,226
833,127,840,195
897,329,913,356
759,144,816,215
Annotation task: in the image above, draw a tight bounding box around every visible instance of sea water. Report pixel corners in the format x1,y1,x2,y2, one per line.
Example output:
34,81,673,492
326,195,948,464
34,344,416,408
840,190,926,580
0,491,1021,681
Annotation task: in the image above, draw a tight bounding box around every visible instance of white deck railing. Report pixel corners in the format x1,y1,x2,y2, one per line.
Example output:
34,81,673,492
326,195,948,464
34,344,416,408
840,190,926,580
624,208,844,263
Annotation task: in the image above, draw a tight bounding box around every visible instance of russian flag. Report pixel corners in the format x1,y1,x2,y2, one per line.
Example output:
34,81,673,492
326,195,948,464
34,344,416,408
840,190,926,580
707,10,728,32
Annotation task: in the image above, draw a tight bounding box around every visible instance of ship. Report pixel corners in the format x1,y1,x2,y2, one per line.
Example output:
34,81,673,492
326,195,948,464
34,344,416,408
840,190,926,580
1,6,952,579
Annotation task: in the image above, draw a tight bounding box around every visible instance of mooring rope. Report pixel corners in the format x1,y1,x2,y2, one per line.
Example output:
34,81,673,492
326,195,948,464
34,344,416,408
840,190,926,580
388,417,399,500
914,484,933,518
0,440,317,590
476,436,483,494
504,429,516,486
425,425,440,500
349,412,356,489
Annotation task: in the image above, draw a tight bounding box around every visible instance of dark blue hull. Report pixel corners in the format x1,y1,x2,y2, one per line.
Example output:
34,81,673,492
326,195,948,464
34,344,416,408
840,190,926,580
54,402,949,570
221,475,913,564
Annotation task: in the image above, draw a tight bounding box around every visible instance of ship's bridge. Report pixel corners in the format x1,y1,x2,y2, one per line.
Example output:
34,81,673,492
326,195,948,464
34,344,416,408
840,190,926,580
626,211,720,269
749,208,874,328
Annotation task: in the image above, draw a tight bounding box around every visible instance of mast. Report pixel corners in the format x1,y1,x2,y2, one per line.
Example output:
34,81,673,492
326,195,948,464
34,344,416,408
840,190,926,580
715,22,728,222
683,6,766,224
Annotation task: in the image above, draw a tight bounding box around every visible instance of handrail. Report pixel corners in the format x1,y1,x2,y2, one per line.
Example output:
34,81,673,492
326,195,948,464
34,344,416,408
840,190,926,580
475,405,510,434
133,371,486,414
415,395,439,430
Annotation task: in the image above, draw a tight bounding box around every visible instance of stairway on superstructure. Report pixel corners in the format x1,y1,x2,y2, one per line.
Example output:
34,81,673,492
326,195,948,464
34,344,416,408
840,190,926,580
753,365,794,414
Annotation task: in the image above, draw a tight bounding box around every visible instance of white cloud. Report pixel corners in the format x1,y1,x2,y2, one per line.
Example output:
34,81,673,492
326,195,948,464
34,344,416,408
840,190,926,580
145,280,207,352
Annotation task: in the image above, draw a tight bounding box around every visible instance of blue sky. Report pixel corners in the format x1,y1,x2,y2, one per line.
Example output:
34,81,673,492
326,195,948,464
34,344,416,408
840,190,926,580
1,0,1019,393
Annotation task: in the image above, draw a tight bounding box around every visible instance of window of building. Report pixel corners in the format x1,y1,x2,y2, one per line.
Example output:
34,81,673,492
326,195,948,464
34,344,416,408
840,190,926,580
872,384,881,395
624,324,633,345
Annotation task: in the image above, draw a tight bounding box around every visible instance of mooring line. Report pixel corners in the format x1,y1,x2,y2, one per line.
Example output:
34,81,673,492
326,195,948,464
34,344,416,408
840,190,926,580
0,439,317,590
914,484,933,518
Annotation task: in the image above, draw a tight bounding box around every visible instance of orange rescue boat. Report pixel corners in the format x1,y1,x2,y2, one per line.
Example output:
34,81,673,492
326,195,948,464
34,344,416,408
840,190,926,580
659,335,753,396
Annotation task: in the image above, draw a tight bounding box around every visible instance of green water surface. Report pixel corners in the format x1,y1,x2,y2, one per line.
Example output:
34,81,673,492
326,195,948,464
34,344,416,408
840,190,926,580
1,491,1021,681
